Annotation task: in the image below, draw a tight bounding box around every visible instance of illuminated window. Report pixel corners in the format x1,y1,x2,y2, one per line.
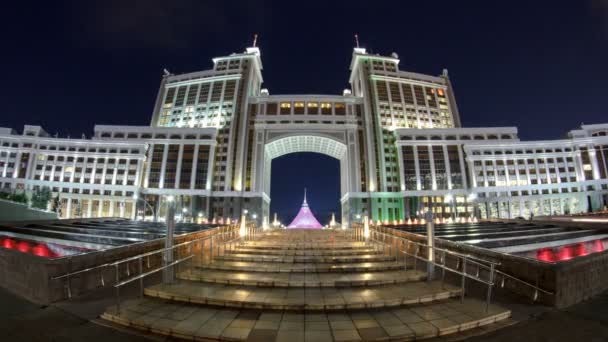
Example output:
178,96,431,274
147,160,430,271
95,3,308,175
321,102,332,115
65,166,74,173
294,102,305,115
437,89,445,97
335,103,346,115
280,102,291,115
583,164,592,171
307,102,318,114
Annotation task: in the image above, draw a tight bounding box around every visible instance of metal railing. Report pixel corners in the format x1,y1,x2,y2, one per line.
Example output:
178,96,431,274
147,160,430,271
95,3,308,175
50,223,260,301
350,224,554,307
370,225,498,312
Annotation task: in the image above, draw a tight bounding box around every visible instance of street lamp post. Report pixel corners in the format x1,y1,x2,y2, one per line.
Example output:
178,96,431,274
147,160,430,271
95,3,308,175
425,197,435,280
133,194,157,222
240,209,248,237
182,207,188,223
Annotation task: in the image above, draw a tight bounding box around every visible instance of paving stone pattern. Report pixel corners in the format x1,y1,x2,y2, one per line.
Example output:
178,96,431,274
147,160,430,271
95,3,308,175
102,229,511,341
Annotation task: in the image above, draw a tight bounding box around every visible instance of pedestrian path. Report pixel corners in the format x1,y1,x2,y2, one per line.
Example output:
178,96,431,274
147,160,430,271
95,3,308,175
102,228,511,341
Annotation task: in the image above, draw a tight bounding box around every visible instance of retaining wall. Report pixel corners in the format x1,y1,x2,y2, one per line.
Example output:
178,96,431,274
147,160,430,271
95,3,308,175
0,224,236,305
377,223,608,308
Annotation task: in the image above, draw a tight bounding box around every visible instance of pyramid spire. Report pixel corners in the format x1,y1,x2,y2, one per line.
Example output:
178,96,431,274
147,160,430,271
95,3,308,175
287,188,322,229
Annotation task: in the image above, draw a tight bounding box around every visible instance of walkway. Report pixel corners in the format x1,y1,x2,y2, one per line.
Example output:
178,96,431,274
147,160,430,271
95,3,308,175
101,229,511,341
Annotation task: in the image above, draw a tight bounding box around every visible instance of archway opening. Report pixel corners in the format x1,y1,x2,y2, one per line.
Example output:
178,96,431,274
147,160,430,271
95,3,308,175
262,135,349,227
270,153,340,227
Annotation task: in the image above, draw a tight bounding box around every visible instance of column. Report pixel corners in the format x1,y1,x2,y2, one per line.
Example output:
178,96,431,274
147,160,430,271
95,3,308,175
100,158,109,185
144,145,153,188
589,147,601,180
467,159,477,188
481,160,489,187
134,159,143,188
159,144,168,188
90,158,98,185
206,145,216,191
65,198,72,219
574,149,585,181
458,146,467,189
13,152,22,178
428,145,436,190
443,145,452,190
543,158,551,184
174,144,184,188
190,144,200,190
87,199,93,217
111,159,119,185
413,146,421,190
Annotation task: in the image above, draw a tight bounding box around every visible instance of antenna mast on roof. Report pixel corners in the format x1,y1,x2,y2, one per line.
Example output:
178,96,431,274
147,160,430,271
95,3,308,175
252,33,258,47
354,34,360,48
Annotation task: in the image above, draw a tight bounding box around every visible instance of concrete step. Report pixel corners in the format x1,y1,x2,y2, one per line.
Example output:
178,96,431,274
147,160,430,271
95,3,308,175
177,269,427,287
102,297,511,341
198,260,407,273
228,247,381,256
239,242,368,250
214,253,396,264
143,280,462,311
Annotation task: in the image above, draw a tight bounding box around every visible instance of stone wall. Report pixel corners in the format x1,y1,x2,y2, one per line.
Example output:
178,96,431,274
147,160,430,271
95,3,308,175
554,250,608,307
0,224,237,305
374,226,557,306
375,224,608,308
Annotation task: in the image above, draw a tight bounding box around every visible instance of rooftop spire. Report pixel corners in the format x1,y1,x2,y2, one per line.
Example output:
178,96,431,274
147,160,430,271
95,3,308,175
354,33,359,48
303,188,307,206
252,33,258,47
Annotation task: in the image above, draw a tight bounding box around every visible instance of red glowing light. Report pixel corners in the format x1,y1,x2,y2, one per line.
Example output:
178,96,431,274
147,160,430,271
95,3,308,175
557,245,573,261
1,235,89,258
574,243,588,257
536,248,554,262
593,240,605,253
32,244,51,257
2,238,16,249
16,241,30,253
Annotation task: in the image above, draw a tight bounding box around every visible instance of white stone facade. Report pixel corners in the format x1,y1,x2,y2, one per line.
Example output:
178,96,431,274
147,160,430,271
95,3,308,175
0,46,606,224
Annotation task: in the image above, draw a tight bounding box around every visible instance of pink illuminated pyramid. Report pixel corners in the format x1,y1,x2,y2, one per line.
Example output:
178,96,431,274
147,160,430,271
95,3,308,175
287,189,323,229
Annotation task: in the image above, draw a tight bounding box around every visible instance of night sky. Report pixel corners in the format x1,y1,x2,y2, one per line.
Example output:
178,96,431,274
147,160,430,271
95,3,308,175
1,1,607,223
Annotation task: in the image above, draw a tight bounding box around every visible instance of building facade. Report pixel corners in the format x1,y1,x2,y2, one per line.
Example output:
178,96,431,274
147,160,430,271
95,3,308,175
1,46,607,224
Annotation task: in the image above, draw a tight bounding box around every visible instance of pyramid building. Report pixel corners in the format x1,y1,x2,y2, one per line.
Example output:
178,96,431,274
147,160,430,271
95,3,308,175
287,189,323,229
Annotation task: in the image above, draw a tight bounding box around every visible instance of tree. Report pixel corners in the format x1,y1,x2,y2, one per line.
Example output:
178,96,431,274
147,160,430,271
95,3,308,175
31,186,52,210
9,192,28,205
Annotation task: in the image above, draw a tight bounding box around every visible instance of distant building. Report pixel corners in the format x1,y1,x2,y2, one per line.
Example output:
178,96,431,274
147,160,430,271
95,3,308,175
0,46,607,224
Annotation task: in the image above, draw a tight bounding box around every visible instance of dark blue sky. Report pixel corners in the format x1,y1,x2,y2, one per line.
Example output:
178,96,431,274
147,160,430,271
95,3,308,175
1,1,607,221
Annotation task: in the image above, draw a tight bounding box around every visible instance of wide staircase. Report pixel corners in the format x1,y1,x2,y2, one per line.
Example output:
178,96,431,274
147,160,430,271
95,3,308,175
102,229,511,341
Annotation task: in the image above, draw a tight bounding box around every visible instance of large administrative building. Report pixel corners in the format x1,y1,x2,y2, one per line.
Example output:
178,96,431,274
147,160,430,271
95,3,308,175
1,45,607,225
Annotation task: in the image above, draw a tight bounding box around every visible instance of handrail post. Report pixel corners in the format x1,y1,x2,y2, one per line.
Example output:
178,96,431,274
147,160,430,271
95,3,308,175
461,256,467,303
115,264,120,314
414,246,418,271
441,250,446,288
403,241,407,271
138,257,143,298
210,235,214,262
66,256,72,299
486,263,495,312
